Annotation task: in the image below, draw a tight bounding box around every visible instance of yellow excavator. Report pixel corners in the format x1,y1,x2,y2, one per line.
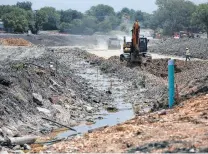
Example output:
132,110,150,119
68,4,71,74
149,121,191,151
120,20,152,65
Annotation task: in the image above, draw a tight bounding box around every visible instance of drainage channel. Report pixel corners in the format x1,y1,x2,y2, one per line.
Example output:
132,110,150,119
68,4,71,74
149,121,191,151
56,53,135,139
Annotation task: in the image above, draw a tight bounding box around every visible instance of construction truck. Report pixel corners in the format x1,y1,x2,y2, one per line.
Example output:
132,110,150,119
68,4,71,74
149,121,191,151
174,31,194,39
108,38,121,50
120,20,152,65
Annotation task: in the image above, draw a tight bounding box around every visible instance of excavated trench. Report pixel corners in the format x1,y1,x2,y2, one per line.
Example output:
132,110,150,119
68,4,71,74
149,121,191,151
54,50,137,139
54,46,208,139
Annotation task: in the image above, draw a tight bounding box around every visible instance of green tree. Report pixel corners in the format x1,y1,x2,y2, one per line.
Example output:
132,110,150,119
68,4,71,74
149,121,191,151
59,22,73,33
108,16,121,29
86,4,115,22
40,7,60,30
192,3,208,38
83,27,94,35
154,0,196,35
0,5,16,18
134,10,144,21
29,10,48,34
60,9,83,23
117,8,136,21
70,19,83,34
82,16,97,30
16,1,32,10
120,7,131,15
2,7,29,32
142,12,152,28
117,8,130,20
98,19,112,33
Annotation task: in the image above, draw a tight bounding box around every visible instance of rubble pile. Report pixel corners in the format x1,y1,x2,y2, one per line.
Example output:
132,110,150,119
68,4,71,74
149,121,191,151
0,34,100,47
149,38,208,59
0,54,73,136
175,61,208,100
0,46,112,150
46,95,208,153
0,38,32,46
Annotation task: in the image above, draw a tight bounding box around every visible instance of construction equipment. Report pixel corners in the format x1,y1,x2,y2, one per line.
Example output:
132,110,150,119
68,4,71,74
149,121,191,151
174,31,194,39
120,20,152,65
108,38,121,50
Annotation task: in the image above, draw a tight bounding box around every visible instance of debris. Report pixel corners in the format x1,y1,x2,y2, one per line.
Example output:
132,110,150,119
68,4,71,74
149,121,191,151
158,109,167,115
189,148,195,153
92,97,100,103
37,107,51,115
23,144,31,150
105,90,112,94
35,138,64,145
0,76,12,87
88,125,108,133
106,107,118,113
13,150,25,154
52,104,63,113
84,105,93,113
69,120,77,127
32,93,43,106
6,136,38,145
0,150,9,154
42,118,77,132
13,145,21,150
1,127,14,137
0,136,5,143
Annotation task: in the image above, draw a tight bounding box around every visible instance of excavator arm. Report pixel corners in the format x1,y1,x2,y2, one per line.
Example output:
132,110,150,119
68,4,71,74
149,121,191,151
132,20,140,51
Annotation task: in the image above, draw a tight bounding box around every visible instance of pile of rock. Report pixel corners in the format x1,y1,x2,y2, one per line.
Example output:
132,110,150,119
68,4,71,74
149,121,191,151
0,38,32,46
149,38,208,59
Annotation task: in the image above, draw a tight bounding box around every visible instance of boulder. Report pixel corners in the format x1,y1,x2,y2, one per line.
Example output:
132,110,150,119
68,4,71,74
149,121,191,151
37,107,51,115
85,105,93,113
32,93,43,106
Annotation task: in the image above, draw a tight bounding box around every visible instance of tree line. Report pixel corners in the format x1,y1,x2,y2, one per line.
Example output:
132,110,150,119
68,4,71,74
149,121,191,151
0,0,207,36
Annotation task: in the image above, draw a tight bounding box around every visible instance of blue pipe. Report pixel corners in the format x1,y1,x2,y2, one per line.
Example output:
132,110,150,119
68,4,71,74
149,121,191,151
168,59,175,108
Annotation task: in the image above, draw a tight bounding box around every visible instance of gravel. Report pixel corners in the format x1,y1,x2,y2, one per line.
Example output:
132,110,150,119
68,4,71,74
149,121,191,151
149,38,208,59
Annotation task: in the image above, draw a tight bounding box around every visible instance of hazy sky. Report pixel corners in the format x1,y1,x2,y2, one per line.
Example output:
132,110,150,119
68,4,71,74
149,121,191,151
0,0,207,13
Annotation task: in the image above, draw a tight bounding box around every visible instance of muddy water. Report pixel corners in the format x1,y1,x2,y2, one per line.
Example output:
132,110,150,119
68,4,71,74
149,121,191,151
57,54,134,139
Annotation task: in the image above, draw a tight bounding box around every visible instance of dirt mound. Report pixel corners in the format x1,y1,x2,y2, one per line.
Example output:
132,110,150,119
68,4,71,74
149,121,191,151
149,38,208,59
107,57,191,78
0,34,101,47
141,59,202,78
0,38,32,46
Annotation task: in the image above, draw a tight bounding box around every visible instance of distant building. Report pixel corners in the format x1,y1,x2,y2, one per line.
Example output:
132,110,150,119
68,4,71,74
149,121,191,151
0,19,4,31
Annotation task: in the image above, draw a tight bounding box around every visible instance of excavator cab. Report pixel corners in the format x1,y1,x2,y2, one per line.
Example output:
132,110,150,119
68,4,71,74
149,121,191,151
123,38,147,53
139,38,148,54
